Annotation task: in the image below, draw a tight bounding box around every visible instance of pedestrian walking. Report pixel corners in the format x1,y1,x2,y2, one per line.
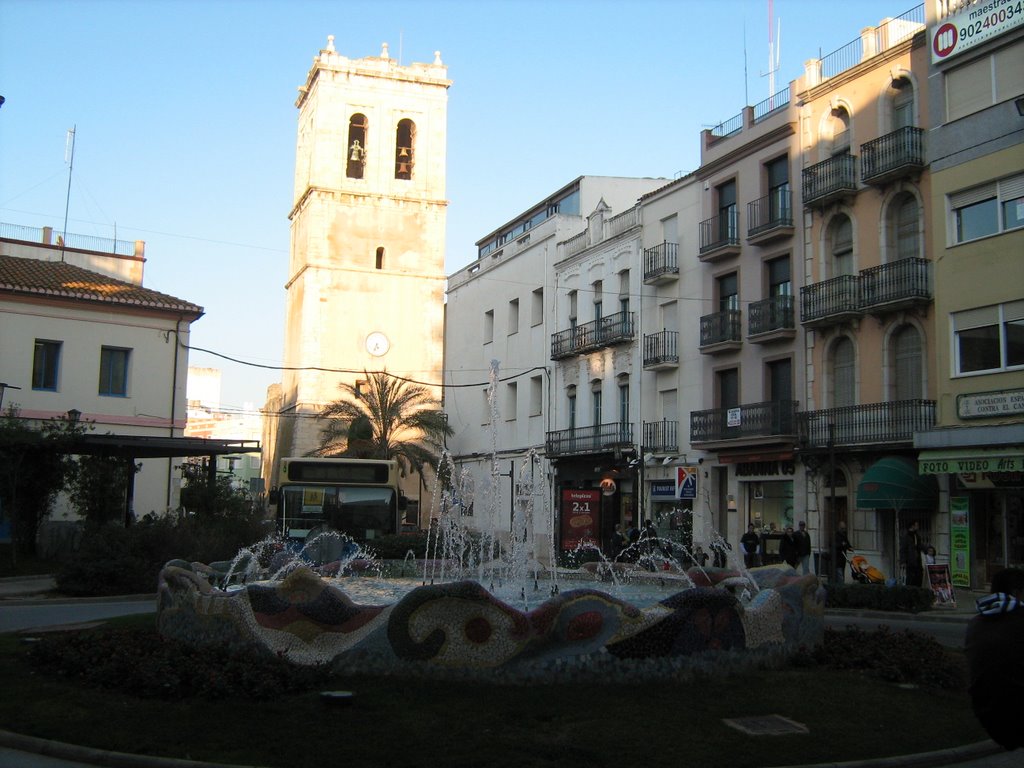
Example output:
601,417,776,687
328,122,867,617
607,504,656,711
794,520,812,575
833,520,852,584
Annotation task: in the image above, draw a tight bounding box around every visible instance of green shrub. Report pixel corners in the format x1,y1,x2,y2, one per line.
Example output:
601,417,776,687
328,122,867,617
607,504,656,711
813,626,965,690
27,626,331,700
825,582,934,613
56,512,271,596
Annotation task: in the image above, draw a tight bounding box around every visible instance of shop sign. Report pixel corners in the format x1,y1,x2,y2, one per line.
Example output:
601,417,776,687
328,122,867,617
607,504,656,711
735,460,796,477
950,497,971,588
650,480,676,499
919,451,1024,475
560,489,600,551
957,389,1024,419
931,0,1024,63
675,466,698,500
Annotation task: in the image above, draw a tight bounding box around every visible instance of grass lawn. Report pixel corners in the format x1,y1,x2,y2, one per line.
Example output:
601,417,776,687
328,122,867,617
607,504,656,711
0,614,990,768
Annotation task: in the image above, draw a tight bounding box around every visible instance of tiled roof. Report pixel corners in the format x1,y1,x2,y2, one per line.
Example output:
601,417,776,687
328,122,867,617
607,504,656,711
0,254,203,317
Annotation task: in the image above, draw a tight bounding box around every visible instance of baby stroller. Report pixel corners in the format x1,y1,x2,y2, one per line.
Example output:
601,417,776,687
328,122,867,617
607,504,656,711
846,551,886,584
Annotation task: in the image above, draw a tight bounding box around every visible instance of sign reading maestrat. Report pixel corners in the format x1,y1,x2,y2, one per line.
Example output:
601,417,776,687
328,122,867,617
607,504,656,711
931,0,1024,62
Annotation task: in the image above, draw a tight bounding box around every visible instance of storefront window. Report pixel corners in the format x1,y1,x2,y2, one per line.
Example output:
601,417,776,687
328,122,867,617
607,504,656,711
745,480,794,531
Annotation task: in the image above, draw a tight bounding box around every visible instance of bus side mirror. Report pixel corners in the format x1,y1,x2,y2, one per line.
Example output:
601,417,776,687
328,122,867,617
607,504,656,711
398,494,409,511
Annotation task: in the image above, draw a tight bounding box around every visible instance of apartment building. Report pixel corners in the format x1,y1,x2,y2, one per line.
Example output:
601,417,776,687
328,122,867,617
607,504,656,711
687,78,805,561
915,0,1024,589
444,176,664,560
792,8,936,581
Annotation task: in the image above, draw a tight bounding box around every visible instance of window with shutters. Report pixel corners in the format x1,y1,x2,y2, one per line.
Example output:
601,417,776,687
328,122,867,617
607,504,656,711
950,173,1024,243
889,193,921,260
829,215,855,277
891,325,923,400
953,302,1024,375
830,337,856,408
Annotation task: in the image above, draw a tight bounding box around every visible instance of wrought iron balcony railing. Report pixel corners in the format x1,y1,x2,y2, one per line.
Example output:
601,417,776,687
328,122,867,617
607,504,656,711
861,126,925,185
690,400,798,444
643,420,679,454
643,330,679,368
802,154,858,207
545,422,633,457
859,257,931,311
747,294,795,337
800,274,860,326
551,311,635,360
747,189,793,241
699,209,740,259
643,241,679,283
797,400,936,448
699,309,742,349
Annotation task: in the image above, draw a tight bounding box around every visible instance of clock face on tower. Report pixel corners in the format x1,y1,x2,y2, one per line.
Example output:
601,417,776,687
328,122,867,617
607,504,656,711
365,332,390,357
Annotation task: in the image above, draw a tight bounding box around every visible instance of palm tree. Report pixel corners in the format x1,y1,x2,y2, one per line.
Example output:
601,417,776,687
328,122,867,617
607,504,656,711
313,371,453,485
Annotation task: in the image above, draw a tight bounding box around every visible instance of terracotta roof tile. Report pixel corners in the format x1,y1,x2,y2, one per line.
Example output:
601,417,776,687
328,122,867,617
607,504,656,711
0,255,203,317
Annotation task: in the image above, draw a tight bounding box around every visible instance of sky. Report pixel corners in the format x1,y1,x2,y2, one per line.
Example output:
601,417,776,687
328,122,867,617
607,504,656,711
0,0,913,412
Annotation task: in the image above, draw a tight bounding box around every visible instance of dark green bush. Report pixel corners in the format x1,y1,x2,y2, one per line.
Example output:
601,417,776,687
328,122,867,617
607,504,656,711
825,582,934,613
813,626,965,690
27,626,330,700
56,512,271,596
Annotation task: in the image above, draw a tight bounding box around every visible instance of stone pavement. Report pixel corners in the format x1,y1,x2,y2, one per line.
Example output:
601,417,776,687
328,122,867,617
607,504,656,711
0,575,1013,768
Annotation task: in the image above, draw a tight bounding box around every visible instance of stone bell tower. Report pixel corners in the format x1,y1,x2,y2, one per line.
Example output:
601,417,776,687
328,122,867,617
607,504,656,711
266,37,450,498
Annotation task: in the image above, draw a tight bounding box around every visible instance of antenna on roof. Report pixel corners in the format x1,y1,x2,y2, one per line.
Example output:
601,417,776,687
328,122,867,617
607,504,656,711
61,125,76,263
761,0,781,98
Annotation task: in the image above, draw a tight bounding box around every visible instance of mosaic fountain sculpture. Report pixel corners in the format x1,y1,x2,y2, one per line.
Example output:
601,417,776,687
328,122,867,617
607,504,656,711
157,362,825,678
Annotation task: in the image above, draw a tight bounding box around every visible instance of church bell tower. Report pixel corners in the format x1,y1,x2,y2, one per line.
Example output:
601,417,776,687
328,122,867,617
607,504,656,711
269,37,450,483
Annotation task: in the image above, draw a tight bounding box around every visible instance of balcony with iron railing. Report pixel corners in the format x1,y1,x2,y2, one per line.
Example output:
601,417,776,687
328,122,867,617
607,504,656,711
797,399,936,449
698,210,741,262
799,274,860,327
545,422,633,457
643,330,679,369
550,311,635,360
699,309,742,354
861,126,925,186
802,154,858,208
690,400,798,445
643,420,679,454
747,294,796,342
859,257,931,313
800,259,932,327
747,189,794,244
643,241,679,284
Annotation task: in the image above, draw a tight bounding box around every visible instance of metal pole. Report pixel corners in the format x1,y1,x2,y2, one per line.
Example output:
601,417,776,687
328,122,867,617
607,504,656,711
829,422,837,582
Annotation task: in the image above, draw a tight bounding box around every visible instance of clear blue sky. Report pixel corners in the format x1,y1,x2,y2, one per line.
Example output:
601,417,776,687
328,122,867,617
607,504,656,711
1,0,911,411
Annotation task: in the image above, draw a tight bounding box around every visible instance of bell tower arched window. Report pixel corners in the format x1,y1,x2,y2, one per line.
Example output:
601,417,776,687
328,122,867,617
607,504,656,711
395,119,415,180
347,114,368,179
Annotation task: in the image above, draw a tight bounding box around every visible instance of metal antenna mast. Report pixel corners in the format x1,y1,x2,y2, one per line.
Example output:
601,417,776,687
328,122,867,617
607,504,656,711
61,125,76,262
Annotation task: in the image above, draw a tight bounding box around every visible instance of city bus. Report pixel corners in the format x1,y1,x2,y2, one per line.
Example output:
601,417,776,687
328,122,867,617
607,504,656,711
273,457,406,541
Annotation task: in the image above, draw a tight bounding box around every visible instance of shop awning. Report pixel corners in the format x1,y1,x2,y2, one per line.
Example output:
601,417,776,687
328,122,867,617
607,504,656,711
918,448,1024,475
857,456,938,510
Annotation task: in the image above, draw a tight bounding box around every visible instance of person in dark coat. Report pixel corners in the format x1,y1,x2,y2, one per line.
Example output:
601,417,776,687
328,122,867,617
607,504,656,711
610,523,626,561
794,520,812,575
833,520,852,584
740,524,761,568
965,567,1024,751
901,520,925,587
778,526,800,569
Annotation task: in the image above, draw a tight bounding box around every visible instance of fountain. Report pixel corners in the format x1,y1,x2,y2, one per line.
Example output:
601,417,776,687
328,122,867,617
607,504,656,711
157,361,825,680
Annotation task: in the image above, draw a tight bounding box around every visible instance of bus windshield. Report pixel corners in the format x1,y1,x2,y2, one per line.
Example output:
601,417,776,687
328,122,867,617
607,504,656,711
280,484,396,540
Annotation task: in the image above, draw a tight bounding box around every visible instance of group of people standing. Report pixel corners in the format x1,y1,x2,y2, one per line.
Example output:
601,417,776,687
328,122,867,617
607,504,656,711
739,521,813,574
